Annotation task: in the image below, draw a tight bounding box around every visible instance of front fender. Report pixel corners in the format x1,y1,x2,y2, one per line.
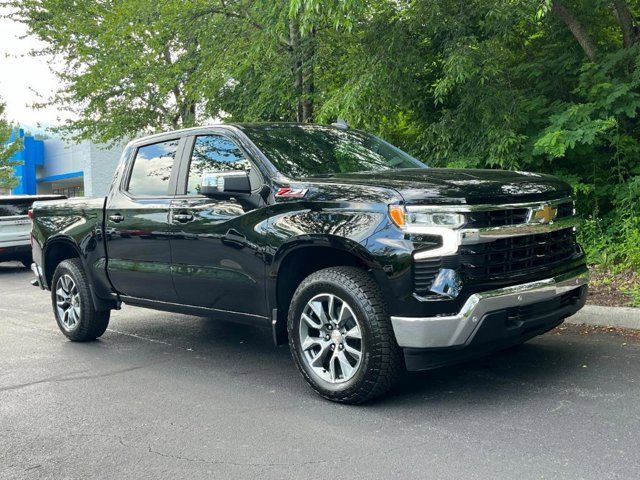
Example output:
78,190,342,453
264,203,416,315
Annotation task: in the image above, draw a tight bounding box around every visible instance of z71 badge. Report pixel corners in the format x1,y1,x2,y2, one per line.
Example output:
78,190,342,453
275,187,308,198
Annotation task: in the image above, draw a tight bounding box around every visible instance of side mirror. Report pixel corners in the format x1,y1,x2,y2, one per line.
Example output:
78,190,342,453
200,171,251,196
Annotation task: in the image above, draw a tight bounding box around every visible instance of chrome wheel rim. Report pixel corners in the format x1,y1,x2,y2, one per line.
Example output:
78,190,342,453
55,274,81,331
298,293,363,384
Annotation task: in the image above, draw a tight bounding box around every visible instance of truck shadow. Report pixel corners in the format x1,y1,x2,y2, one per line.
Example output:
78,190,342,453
374,332,603,409
99,312,601,410
0,262,29,274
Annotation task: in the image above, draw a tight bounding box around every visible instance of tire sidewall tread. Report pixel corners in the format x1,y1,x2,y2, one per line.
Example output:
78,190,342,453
288,266,402,404
51,258,110,342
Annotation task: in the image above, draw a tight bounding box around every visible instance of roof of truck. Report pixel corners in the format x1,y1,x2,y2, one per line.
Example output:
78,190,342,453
126,122,348,147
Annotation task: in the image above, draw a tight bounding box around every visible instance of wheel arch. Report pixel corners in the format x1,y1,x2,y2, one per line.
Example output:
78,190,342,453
268,235,390,345
43,236,83,287
43,236,116,311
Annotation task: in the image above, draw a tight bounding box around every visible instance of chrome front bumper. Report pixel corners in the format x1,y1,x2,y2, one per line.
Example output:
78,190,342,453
390,269,589,349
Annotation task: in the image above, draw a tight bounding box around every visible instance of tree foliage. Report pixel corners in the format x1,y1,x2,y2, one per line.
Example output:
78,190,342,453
7,0,640,267
0,100,23,190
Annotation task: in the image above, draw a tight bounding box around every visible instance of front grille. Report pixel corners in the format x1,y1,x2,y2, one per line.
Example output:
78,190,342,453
468,208,529,228
467,201,574,228
413,258,442,296
556,202,574,219
460,228,578,282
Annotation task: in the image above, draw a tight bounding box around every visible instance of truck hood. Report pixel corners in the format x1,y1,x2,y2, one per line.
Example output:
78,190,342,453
305,168,572,205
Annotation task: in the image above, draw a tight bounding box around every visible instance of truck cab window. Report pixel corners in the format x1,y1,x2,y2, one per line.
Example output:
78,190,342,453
127,139,179,196
186,135,251,196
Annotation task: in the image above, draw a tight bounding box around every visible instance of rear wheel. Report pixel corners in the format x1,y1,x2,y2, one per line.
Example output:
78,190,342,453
288,267,403,404
51,258,110,341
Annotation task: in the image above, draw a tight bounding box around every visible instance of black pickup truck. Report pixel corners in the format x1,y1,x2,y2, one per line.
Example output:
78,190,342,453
30,123,588,403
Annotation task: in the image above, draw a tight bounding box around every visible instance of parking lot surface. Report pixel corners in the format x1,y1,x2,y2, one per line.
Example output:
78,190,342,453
1,263,639,479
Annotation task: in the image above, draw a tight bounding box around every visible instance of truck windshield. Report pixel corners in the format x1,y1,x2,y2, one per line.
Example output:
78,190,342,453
240,124,426,178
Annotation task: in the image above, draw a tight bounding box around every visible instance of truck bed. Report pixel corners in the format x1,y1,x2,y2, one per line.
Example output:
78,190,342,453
31,196,113,302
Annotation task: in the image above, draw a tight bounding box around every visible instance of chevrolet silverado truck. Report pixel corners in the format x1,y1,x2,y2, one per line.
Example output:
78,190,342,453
30,123,588,403
1,195,64,267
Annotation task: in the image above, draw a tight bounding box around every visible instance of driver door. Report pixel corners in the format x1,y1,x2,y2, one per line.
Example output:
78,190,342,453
169,133,268,319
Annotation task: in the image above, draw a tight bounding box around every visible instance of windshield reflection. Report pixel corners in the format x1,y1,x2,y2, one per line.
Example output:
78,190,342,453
239,124,426,178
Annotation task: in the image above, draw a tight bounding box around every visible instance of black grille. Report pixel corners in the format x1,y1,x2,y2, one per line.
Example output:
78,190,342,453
468,208,529,228
460,228,578,281
467,202,574,228
413,258,442,296
556,202,574,218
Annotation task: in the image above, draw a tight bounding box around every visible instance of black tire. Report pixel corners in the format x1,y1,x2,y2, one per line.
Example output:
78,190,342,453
51,258,110,341
288,266,403,404
19,254,32,268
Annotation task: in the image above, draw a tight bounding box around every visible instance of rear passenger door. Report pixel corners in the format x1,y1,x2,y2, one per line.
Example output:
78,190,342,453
105,137,184,302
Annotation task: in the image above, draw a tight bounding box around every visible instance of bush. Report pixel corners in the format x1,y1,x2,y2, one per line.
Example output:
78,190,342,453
577,175,640,271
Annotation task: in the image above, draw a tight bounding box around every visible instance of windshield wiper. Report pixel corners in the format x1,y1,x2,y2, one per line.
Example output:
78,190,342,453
304,173,336,178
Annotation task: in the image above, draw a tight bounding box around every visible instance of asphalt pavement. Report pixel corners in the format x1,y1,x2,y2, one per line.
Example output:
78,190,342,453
1,262,639,480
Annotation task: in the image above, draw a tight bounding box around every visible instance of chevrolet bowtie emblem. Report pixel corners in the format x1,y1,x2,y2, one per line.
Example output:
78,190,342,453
533,204,558,224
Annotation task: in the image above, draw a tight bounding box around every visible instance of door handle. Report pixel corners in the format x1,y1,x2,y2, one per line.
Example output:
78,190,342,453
173,213,194,223
109,213,124,223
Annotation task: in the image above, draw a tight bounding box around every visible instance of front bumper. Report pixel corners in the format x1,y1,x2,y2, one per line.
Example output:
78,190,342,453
391,267,588,352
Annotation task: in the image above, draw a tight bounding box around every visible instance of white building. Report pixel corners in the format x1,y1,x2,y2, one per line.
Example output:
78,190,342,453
9,130,124,198
36,139,123,197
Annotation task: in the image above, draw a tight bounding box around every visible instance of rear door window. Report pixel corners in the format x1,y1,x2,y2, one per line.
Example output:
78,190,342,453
127,139,179,196
0,201,31,217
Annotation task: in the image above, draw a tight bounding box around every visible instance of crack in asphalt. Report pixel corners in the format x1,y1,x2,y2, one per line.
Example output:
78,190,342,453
0,430,340,469
144,445,335,468
0,361,167,393
106,328,172,345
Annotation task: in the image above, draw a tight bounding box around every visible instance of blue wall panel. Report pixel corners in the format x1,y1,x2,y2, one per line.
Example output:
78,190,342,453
9,129,44,195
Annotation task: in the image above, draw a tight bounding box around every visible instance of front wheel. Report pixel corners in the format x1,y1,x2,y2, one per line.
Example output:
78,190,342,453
288,267,403,404
51,258,110,341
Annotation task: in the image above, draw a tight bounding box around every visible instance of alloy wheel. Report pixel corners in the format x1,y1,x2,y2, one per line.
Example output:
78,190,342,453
55,274,81,331
298,293,363,384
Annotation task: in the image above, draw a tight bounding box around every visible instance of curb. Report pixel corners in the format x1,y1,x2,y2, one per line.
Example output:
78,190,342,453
566,304,640,330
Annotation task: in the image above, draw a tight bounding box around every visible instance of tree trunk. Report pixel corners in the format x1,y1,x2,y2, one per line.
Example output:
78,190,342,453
552,0,598,61
612,0,638,48
301,28,315,123
289,19,303,122
181,100,197,127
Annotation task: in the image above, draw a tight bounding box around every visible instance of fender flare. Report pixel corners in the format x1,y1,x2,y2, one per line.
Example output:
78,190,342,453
43,236,116,311
267,234,394,345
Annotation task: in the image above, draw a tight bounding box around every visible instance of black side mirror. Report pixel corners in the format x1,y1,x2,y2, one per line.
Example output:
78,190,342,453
200,171,251,196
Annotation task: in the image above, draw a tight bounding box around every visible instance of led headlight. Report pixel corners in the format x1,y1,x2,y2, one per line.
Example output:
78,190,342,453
388,205,466,229
408,211,466,227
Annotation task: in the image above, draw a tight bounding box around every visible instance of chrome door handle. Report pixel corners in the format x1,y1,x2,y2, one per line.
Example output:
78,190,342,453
173,213,194,223
109,213,124,223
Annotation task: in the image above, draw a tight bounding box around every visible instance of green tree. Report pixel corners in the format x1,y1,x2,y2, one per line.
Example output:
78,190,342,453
0,101,23,190
7,0,350,141
7,0,640,267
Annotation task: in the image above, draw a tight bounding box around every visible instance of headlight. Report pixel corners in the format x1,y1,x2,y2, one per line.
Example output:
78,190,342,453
388,205,466,229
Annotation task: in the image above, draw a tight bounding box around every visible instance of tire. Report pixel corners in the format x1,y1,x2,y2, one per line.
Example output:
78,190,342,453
51,258,110,341
19,254,32,268
288,266,403,404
